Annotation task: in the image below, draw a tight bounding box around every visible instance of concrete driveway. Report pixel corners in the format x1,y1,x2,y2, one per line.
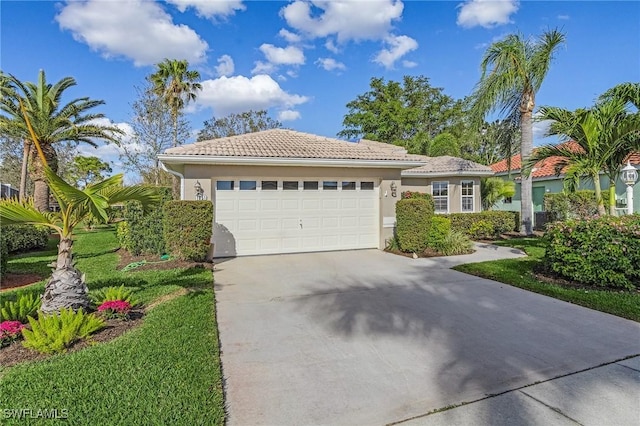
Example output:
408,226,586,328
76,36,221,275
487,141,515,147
214,245,640,425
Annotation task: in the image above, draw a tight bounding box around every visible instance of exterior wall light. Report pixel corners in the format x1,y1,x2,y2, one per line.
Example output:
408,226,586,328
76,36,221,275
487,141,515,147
390,181,397,198
194,180,206,200
621,161,638,214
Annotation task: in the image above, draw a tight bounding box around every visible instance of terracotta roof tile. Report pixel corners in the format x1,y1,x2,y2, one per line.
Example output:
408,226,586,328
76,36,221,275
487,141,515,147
164,129,424,162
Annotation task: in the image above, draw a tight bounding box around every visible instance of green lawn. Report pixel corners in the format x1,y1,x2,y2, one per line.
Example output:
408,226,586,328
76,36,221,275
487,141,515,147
0,228,224,425
455,237,640,322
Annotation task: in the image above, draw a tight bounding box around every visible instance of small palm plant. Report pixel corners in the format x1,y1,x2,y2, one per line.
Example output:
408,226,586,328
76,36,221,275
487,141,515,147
0,131,160,313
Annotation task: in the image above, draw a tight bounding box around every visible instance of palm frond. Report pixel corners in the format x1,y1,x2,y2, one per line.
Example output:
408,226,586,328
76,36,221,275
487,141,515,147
0,198,60,232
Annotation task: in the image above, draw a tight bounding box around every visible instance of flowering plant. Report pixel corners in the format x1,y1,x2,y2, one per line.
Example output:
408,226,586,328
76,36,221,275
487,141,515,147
97,300,132,320
1,320,25,347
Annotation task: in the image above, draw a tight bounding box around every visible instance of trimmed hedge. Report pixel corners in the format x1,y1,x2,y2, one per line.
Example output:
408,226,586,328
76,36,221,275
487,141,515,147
427,216,451,249
544,215,640,289
444,211,518,239
163,201,213,261
401,191,434,201
544,191,598,222
396,198,434,253
120,187,172,255
1,225,49,253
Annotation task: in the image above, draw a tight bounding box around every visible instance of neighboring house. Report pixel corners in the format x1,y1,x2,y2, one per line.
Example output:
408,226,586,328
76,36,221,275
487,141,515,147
490,146,640,217
158,129,492,257
0,183,19,199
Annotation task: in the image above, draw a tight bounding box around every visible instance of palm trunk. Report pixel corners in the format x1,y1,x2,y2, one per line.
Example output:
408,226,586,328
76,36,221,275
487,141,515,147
19,141,30,201
520,110,534,235
40,236,90,314
171,111,180,198
609,184,616,215
593,173,606,215
30,143,59,212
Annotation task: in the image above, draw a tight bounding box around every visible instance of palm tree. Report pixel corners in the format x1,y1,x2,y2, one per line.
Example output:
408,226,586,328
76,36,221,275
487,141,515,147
481,177,516,210
150,59,201,149
470,29,565,234
0,70,121,211
0,142,160,313
525,97,639,215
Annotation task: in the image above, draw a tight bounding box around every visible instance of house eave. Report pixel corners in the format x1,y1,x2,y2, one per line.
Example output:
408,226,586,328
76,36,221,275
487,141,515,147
402,170,495,177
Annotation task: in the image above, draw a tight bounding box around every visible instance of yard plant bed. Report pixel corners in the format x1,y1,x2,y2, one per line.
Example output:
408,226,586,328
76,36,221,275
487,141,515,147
116,248,213,272
385,247,474,258
454,237,640,322
0,228,224,425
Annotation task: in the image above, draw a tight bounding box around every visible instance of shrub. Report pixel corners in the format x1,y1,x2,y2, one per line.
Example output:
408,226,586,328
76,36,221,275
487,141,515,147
115,221,132,251
1,320,25,347
0,293,41,323
0,231,7,277
427,216,451,249
90,285,139,307
97,300,132,320
121,186,172,255
163,201,213,261
401,191,435,202
22,308,105,354
544,215,640,290
544,191,598,222
445,211,518,239
1,225,49,253
439,231,474,256
396,198,434,253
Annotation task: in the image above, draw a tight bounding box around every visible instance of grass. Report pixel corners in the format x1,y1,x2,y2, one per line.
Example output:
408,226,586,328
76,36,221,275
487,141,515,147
0,227,224,425
454,237,640,322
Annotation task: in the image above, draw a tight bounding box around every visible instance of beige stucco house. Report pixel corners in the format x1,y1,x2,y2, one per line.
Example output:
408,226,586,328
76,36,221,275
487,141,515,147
158,129,492,257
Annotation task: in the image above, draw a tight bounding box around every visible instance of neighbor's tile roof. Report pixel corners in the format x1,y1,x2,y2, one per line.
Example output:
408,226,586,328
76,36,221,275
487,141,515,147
164,129,424,162
491,141,640,179
404,155,493,174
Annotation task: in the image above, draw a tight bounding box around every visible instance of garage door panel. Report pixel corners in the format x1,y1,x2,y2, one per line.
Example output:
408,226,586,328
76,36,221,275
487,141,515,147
214,179,379,256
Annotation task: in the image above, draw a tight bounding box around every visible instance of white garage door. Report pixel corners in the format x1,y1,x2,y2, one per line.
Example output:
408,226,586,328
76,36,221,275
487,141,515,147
213,179,379,257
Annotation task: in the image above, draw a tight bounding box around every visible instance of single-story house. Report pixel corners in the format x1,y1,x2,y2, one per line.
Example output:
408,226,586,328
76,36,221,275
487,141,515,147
158,129,493,257
490,144,640,216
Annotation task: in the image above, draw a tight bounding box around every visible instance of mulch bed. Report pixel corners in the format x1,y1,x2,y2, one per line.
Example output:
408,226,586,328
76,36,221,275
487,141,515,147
1,273,45,292
385,247,475,258
116,249,213,272
0,310,145,368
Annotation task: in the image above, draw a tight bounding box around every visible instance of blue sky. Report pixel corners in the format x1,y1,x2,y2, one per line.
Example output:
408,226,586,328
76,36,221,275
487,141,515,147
2,1,639,178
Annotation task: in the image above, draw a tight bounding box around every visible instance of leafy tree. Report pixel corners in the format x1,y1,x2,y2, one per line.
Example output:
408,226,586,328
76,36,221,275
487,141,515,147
0,70,121,211
526,96,640,215
120,83,190,185
428,132,461,157
68,155,112,188
481,177,516,210
338,75,463,149
462,120,520,168
0,138,160,314
197,110,282,141
470,29,565,234
0,135,32,194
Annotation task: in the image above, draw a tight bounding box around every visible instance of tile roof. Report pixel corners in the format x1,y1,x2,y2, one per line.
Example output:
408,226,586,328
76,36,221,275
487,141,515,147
403,155,493,175
163,129,424,162
490,141,640,179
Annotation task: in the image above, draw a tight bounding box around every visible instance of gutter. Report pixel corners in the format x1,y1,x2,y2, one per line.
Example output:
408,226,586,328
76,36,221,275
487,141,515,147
402,170,495,177
160,162,185,200
157,154,426,170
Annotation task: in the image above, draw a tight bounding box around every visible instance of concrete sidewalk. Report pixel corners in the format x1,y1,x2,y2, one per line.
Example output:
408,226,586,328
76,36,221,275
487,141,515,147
398,356,640,426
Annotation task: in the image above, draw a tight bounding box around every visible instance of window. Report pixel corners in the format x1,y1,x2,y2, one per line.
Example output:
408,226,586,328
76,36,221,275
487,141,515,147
360,182,374,190
239,180,257,190
216,180,234,190
261,181,277,190
341,181,356,190
283,181,299,190
323,181,338,190
432,181,448,213
461,181,474,212
303,181,319,190
504,197,513,204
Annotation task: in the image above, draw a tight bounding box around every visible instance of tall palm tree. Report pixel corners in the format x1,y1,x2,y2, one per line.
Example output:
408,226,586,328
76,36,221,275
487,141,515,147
525,98,639,215
470,29,565,234
0,141,160,313
150,59,201,149
0,70,121,211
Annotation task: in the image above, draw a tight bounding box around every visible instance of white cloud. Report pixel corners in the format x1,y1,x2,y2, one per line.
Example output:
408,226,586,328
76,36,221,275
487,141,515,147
252,61,277,75
557,14,570,20
457,0,519,29
281,0,404,43
325,39,340,54
259,44,305,65
373,35,418,68
56,0,208,66
316,57,346,71
196,74,310,116
278,110,302,121
533,112,553,138
279,28,302,43
402,60,417,68
215,54,235,77
166,0,245,19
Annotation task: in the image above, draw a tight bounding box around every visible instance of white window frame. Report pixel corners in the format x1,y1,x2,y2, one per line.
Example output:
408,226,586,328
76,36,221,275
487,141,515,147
432,181,449,213
461,180,474,213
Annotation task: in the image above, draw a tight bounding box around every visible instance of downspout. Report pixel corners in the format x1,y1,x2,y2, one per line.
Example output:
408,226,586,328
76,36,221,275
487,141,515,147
160,162,185,200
